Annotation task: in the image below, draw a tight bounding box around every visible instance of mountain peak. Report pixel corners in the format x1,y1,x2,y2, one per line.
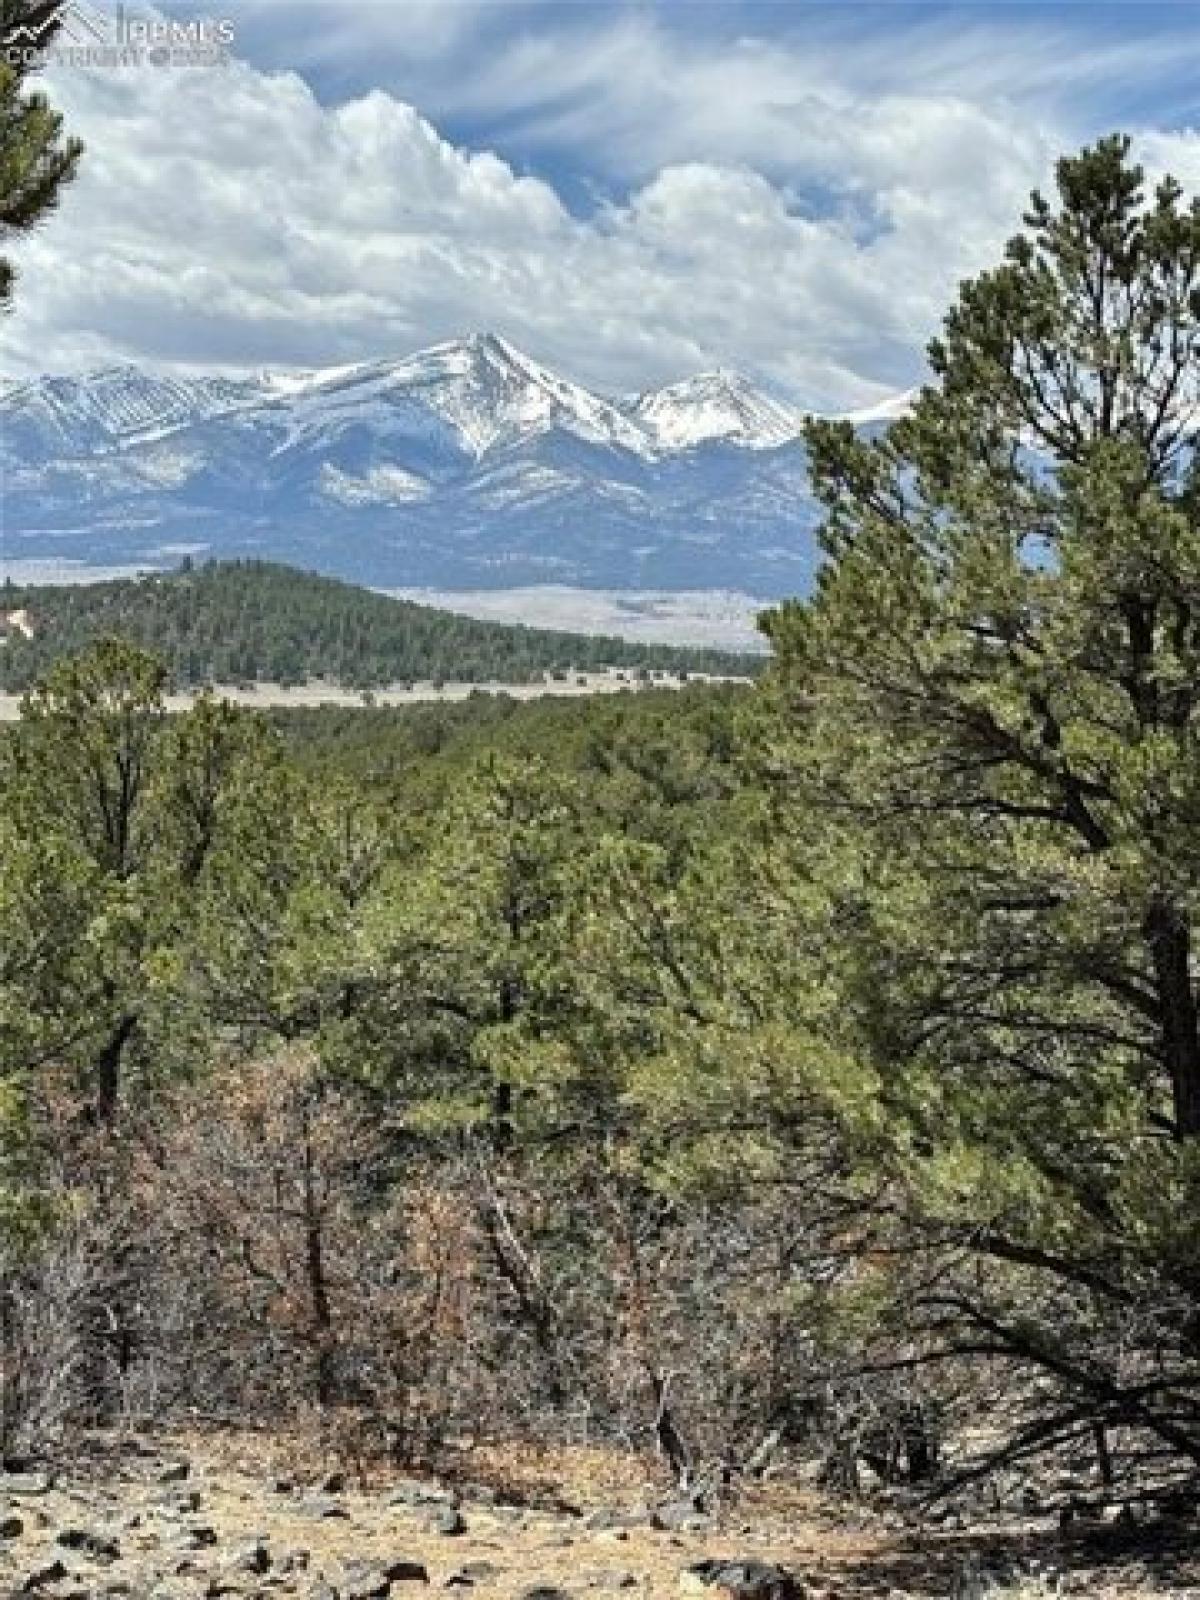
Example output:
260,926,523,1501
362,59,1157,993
1,335,890,597
245,333,654,460
628,368,802,451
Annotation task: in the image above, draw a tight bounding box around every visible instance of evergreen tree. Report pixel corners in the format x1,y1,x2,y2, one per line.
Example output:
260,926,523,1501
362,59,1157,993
756,137,1200,1472
0,0,83,309
2,640,271,1122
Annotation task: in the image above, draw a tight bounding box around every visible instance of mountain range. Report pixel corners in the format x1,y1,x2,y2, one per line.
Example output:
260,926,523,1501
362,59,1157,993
0,334,910,595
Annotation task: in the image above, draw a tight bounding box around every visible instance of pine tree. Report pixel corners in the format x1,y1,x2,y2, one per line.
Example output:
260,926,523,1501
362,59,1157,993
758,136,1200,1474
0,0,83,309
2,640,274,1122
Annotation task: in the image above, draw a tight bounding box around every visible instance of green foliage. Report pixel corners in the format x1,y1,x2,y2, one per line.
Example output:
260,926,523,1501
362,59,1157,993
744,136,1200,1465
0,638,277,1124
0,1,83,309
0,560,760,691
4,134,1199,1485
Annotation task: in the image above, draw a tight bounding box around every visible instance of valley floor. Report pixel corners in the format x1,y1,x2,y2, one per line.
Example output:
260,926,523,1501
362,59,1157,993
2,1434,1198,1599
0,669,742,722
387,589,772,654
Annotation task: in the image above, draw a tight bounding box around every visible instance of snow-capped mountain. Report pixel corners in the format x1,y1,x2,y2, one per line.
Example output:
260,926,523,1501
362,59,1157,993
255,335,655,461
629,370,802,451
1,367,260,456
0,335,904,595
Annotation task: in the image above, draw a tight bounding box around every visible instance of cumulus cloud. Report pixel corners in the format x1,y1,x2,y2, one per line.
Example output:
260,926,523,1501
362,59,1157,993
4,10,1198,411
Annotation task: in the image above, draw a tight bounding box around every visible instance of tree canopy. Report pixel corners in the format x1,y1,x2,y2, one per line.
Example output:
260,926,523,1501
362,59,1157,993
0,0,82,309
0,560,760,690
746,134,1200,1472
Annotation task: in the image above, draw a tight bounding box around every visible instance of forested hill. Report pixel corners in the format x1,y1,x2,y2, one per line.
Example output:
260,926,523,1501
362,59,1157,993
0,560,762,691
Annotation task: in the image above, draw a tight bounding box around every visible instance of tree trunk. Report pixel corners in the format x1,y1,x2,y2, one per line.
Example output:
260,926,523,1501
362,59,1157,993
1144,901,1200,1139
651,1372,692,1486
1093,1423,1114,1488
903,1407,940,1482
94,1014,137,1126
301,1110,335,1408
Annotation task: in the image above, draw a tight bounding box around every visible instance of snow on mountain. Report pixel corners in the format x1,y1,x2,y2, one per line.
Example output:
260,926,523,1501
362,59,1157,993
1,336,911,597
628,370,803,451
255,334,654,462
0,366,260,457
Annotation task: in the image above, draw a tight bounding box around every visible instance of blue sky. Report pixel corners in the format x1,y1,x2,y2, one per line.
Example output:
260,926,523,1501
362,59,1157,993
7,1,1200,408
217,2,1200,224
225,3,1200,155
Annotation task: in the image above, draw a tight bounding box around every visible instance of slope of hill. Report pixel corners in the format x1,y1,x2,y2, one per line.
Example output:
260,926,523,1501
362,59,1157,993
0,560,763,691
0,335,908,595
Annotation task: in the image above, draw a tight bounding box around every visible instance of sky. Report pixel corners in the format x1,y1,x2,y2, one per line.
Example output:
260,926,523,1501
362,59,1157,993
4,0,1200,410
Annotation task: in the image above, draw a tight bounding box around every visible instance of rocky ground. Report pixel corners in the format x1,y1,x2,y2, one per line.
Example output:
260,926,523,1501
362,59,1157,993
1,1435,1197,1600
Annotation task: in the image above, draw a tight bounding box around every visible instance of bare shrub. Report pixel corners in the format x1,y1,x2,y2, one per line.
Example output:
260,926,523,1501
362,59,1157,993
116,1053,488,1457
0,1215,101,1455
0,1057,975,1489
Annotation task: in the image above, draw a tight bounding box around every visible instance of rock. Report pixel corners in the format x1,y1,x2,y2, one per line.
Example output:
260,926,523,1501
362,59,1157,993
679,1561,804,1600
302,1497,352,1520
228,1539,272,1574
583,1511,645,1532
586,1572,639,1590
159,1460,192,1484
434,1507,467,1537
0,1468,53,1495
342,1564,395,1600
341,1557,431,1597
445,1560,502,1589
520,1589,572,1600
21,1558,69,1591
321,1470,348,1493
56,1526,122,1561
654,1499,703,1526
177,1522,220,1549
382,1559,430,1584
1,1512,25,1538
654,1500,712,1533
164,1489,203,1514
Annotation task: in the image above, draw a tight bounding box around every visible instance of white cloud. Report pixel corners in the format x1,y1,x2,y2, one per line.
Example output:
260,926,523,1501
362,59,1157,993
376,8,1200,184
1141,128,1200,190
4,24,1197,411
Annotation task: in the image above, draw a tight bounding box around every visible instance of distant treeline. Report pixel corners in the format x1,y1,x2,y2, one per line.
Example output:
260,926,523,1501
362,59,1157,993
0,559,763,691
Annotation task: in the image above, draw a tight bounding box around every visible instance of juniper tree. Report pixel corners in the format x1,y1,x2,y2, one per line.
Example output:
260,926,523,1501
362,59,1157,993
0,1,83,309
756,136,1200,1477
2,640,272,1122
